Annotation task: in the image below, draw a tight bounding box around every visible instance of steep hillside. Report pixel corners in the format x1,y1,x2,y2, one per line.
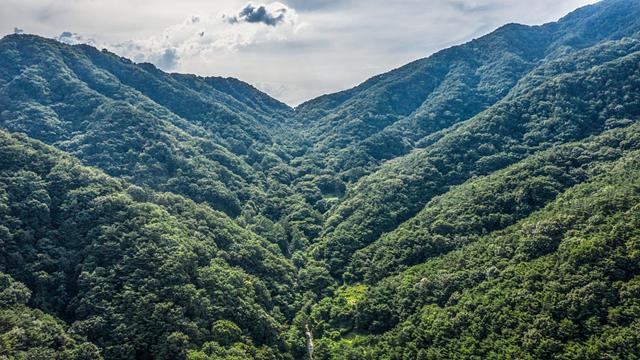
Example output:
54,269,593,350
0,130,297,359
293,0,640,180
349,120,640,283
0,34,324,252
313,36,640,278
308,146,640,359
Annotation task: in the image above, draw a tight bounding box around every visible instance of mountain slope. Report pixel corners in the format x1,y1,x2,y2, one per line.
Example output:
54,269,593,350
0,34,327,251
314,35,640,278
309,146,640,359
0,35,261,216
293,0,640,180
346,36,640,283
349,120,640,283
1,0,640,359
0,129,297,359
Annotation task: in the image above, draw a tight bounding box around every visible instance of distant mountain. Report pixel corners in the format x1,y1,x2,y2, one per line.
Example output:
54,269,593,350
293,0,640,179
1,0,640,359
315,35,640,279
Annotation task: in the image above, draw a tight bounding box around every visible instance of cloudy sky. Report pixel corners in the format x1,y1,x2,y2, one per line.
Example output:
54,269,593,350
2,0,598,105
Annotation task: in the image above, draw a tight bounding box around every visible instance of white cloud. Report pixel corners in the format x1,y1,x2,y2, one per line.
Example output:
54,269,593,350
54,2,304,72
57,31,97,46
97,2,305,71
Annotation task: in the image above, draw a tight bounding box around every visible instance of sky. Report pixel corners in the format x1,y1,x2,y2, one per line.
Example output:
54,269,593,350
1,0,599,106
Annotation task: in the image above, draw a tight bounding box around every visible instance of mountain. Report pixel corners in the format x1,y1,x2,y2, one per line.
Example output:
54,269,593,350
309,139,640,358
1,0,640,359
314,35,640,279
0,33,324,254
0,129,297,359
292,0,640,179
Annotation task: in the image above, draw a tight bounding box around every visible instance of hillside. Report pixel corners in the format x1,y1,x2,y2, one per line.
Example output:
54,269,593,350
0,34,323,255
0,129,298,359
1,0,640,359
309,143,640,358
314,37,640,278
293,0,640,180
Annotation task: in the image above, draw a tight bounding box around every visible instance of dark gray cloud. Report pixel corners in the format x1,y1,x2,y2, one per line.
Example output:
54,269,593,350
152,48,180,70
226,3,288,26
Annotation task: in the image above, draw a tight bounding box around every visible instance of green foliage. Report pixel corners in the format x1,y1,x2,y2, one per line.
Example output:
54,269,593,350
0,33,317,252
316,39,640,278
311,150,640,358
0,272,103,360
348,122,640,282
2,1,640,359
0,131,296,359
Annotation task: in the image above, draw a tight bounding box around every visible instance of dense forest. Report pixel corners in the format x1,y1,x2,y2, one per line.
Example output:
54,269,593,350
1,0,640,358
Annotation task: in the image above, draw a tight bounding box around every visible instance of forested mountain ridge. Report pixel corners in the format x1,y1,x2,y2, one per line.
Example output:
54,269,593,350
314,37,640,279
292,0,640,180
2,0,640,359
0,33,325,253
0,35,294,156
0,34,272,218
309,142,640,358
